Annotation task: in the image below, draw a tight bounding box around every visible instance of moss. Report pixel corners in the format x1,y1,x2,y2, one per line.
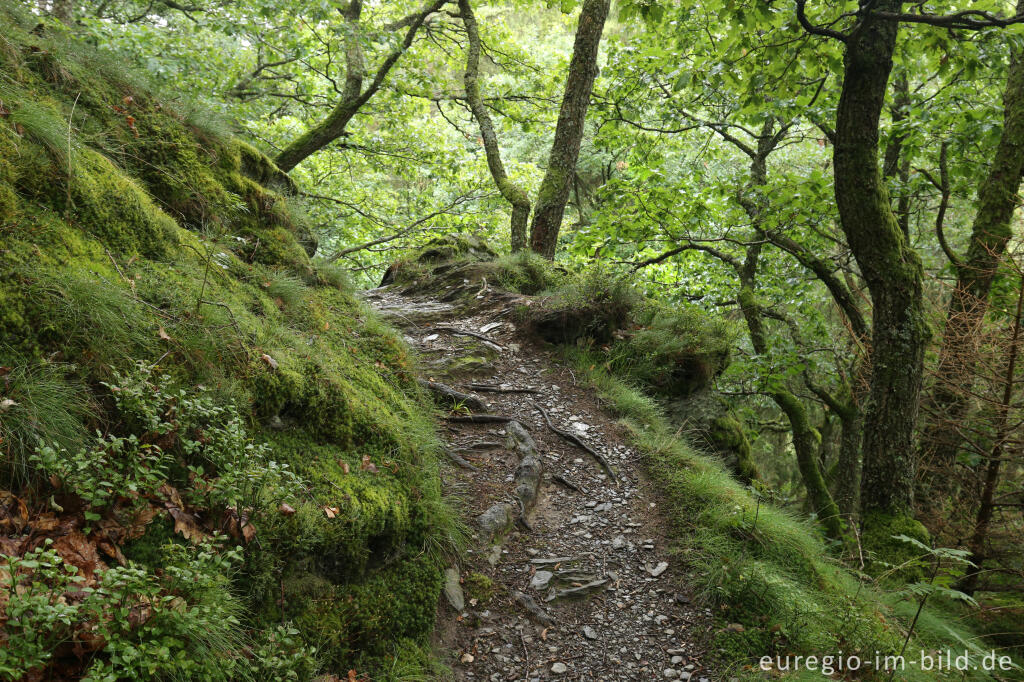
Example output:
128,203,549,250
608,302,735,397
490,250,565,294
290,553,443,672
70,149,180,258
528,265,640,344
0,10,454,678
709,415,759,484
861,511,931,583
464,572,496,604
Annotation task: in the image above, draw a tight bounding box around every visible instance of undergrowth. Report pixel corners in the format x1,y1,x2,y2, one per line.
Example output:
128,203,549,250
0,6,454,678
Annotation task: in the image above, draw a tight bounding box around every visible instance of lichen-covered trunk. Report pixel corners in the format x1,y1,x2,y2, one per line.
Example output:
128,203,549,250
459,0,532,252
529,0,610,259
834,0,929,517
919,23,1024,478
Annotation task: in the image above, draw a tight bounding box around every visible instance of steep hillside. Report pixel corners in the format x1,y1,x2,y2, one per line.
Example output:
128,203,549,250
0,9,453,679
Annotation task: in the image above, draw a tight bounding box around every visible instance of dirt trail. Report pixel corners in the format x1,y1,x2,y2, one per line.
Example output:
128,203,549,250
364,284,714,682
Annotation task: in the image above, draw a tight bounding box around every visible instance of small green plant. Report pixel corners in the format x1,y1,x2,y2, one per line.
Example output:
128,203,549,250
264,271,309,311
0,538,251,681
32,434,171,526
248,625,319,681
492,251,563,294
0,542,85,676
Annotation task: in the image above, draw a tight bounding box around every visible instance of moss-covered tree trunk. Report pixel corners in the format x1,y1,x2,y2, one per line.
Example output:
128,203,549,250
274,0,446,173
918,16,1024,481
737,269,845,540
529,0,610,259
459,0,532,251
833,0,929,518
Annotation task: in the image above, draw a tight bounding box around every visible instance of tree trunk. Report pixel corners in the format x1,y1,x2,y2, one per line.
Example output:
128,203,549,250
459,0,532,251
835,405,864,521
529,0,610,258
882,71,911,238
833,0,929,517
918,14,1024,481
274,0,445,172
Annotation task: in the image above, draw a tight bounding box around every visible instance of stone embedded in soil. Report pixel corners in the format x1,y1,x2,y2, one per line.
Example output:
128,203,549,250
551,662,567,674
477,503,514,539
530,570,553,590
443,567,465,611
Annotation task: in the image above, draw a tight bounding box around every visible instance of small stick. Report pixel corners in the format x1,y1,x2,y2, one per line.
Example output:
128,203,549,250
443,448,478,471
519,630,530,682
464,383,541,395
445,414,519,424
433,325,503,348
552,474,584,493
532,401,617,485
418,379,487,412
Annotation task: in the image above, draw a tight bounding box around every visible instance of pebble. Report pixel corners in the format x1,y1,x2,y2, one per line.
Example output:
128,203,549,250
530,570,553,590
583,625,598,639
551,662,567,674
664,670,679,679
647,561,669,577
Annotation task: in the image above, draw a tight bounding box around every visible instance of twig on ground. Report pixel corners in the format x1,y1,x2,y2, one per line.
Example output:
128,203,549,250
463,383,541,394
445,414,520,424
433,325,503,350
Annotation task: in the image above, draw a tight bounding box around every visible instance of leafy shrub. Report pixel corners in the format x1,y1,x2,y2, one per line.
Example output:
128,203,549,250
0,539,249,681
4,364,309,680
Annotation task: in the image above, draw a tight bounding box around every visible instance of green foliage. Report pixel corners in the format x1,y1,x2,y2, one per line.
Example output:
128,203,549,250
0,361,92,487
0,539,250,681
861,512,933,583
491,250,565,294
0,14,453,677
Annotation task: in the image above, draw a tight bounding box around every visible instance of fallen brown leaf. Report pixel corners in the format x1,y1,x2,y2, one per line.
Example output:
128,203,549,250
279,503,296,516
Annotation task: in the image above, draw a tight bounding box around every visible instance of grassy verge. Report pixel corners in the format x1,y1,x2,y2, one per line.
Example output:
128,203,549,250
563,348,1014,681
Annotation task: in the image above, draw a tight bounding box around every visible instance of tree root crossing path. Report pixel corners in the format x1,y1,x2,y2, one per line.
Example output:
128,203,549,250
364,284,715,682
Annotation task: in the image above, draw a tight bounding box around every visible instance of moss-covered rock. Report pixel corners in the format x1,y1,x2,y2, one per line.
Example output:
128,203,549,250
861,511,931,583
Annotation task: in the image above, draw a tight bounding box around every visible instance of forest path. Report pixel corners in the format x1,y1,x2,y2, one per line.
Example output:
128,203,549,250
364,283,715,682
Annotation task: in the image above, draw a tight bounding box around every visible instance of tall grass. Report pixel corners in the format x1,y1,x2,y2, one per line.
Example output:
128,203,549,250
0,360,92,486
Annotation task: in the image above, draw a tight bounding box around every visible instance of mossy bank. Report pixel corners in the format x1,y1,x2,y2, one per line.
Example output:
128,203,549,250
0,8,454,679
